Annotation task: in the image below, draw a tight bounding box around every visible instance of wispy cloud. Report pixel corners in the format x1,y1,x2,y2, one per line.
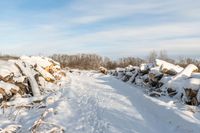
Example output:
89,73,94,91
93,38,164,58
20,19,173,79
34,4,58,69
0,0,199,58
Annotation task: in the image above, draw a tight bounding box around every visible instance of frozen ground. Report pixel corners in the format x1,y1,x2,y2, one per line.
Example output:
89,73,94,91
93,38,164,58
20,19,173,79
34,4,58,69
1,71,200,133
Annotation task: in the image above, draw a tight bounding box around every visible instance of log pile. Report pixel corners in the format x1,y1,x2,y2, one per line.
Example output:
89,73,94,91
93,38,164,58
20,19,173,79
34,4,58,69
109,59,200,106
0,56,66,103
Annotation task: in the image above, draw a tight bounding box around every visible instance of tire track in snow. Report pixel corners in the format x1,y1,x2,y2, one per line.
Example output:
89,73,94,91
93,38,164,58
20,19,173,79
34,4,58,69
64,73,109,133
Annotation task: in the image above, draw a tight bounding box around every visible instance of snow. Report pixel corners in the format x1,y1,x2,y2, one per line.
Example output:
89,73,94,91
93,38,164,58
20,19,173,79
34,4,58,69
1,71,200,132
20,56,59,68
116,68,125,72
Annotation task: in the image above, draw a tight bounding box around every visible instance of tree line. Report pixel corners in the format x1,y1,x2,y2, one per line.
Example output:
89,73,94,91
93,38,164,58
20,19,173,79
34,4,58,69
51,54,144,70
0,51,199,70
51,51,200,70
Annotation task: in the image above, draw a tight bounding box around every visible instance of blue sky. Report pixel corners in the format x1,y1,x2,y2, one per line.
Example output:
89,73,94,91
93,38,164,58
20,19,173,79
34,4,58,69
0,0,200,58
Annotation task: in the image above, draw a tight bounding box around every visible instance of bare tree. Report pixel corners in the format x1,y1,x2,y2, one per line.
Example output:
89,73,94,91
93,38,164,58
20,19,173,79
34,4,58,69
158,50,174,63
147,50,157,63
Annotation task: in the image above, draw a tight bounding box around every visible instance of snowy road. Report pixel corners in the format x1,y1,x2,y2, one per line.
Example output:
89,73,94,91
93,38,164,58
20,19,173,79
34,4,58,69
51,71,200,133
1,71,200,133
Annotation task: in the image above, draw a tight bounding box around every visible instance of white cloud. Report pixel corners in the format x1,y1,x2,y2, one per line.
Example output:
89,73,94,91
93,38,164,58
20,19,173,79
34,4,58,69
0,0,200,58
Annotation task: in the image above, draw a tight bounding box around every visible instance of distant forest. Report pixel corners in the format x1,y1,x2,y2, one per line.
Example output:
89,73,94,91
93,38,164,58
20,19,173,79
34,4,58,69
51,50,200,70
0,51,199,70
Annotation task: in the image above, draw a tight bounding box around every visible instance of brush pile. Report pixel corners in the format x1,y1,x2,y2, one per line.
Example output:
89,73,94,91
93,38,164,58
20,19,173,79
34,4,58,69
109,59,200,106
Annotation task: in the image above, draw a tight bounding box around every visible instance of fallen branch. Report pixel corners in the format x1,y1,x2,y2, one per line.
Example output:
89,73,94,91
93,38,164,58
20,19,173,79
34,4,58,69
30,108,64,133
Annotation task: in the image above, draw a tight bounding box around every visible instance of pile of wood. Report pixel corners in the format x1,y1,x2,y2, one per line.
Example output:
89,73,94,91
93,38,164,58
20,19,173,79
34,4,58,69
0,56,66,103
99,67,108,75
109,59,200,106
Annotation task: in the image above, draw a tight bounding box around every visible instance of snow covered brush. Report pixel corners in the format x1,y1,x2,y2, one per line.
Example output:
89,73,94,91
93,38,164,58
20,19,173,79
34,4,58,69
109,59,200,106
0,56,67,104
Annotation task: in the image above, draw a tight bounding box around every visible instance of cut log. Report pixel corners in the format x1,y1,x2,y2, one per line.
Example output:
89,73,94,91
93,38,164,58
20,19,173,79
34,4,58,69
156,59,183,75
140,64,149,75
148,73,163,87
173,64,198,80
35,64,55,82
148,67,163,87
167,88,177,97
0,81,20,95
0,73,15,83
15,61,41,96
183,88,199,106
128,68,139,83
0,81,20,101
122,72,133,82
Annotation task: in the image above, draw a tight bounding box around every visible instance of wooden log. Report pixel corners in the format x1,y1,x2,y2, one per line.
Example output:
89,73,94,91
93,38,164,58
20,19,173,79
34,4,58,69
156,59,183,75
128,68,139,83
35,64,55,82
0,81,20,101
184,88,199,106
15,61,41,96
173,64,198,80
99,67,108,75
140,64,149,75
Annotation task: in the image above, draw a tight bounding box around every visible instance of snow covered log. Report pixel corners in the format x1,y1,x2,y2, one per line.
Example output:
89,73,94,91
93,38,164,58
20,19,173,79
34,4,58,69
140,64,149,75
125,65,136,72
183,88,199,106
166,77,200,105
156,59,183,75
173,64,198,80
122,72,133,82
0,61,22,78
0,73,14,83
35,65,55,82
15,61,41,97
20,56,60,69
115,68,125,79
0,81,20,101
128,67,139,83
148,73,163,87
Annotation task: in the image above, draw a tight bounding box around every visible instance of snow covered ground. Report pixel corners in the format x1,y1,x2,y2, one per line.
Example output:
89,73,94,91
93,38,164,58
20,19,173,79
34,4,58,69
1,70,200,133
